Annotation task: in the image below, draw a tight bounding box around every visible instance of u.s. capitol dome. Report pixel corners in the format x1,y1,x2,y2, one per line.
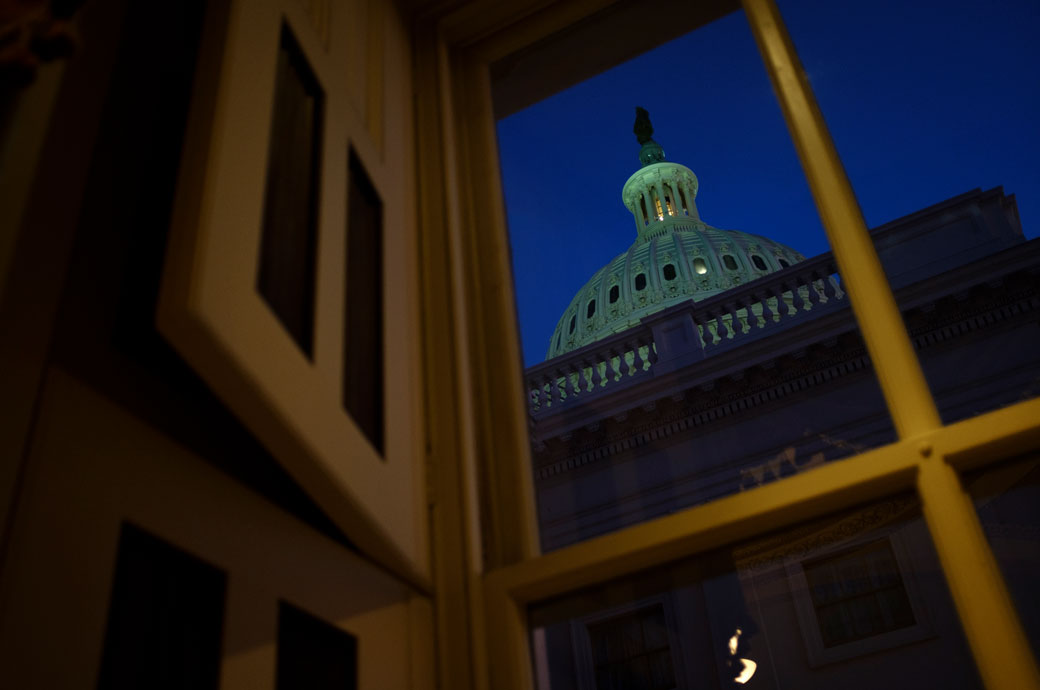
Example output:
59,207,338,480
546,108,805,359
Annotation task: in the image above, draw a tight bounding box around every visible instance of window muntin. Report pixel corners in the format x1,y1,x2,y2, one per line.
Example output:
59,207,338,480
967,455,1040,660
775,0,1040,421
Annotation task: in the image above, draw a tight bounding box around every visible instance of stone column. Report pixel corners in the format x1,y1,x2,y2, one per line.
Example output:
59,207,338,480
631,196,644,233
654,181,667,219
685,179,701,221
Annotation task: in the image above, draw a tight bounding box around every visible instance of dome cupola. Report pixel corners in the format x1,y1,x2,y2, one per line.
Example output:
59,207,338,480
624,107,702,243
545,109,806,360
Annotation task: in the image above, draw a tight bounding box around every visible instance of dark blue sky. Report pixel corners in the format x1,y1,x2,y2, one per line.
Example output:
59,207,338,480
497,0,1040,367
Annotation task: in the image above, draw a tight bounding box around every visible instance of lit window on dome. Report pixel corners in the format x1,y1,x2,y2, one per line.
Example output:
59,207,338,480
752,255,768,270
569,314,576,334
663,264,677,281
634,273,647,291
693,258,708,275
609,285,619,303
587,300,596,319
779,258,790,268
723,255,738,270
654,196,664,220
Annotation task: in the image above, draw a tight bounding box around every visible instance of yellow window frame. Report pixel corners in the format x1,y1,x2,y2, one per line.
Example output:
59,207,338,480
414,1,1040,688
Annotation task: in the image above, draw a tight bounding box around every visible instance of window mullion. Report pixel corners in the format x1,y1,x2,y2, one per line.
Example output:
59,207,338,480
917,456,1040,688
740,0,941,440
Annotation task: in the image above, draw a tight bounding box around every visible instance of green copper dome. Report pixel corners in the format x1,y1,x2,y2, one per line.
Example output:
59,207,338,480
545,110,805,360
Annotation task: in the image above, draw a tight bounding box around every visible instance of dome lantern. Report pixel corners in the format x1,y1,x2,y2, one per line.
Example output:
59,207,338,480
623,108,701,243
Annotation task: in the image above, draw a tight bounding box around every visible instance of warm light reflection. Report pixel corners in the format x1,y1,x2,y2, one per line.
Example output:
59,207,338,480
735,658,757,684
727,627,757,684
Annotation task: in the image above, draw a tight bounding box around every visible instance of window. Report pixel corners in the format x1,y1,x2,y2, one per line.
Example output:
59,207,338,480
586,605,675,690
722,254,738,270
634,273,647,291
751,254,768,270
784,529,936,667
587,300,596,319
803,539,916,647
692,257,708,275
430,1,1040,688
569,314,576,334
609,285,620,303
778,258,790,268
662,264,676,281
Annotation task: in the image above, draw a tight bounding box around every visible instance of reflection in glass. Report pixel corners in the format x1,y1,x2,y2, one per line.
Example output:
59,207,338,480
968,455,1040,661
529,496,982,689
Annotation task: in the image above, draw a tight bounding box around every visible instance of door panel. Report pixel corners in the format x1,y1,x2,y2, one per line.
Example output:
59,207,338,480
0,370,430,690
157,0,426,580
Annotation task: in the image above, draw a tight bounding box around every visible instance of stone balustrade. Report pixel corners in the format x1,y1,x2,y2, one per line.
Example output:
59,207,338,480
526,254,847,414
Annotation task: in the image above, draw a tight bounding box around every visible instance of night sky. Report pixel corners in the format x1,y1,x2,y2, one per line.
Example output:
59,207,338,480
497,0,1040,367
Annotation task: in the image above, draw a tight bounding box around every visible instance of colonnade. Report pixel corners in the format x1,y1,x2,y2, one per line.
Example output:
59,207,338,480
624,164,701,235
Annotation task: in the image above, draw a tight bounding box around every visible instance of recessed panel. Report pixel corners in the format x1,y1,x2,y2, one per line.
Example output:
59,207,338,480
344,149,384,455
258,24,324,358
97,523,227,690
277,602,358,690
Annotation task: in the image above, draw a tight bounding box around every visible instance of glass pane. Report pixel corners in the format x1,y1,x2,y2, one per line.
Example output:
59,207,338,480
967,454,1040,661
775,0,1040,422
495,6,898,552
528,495,982,689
